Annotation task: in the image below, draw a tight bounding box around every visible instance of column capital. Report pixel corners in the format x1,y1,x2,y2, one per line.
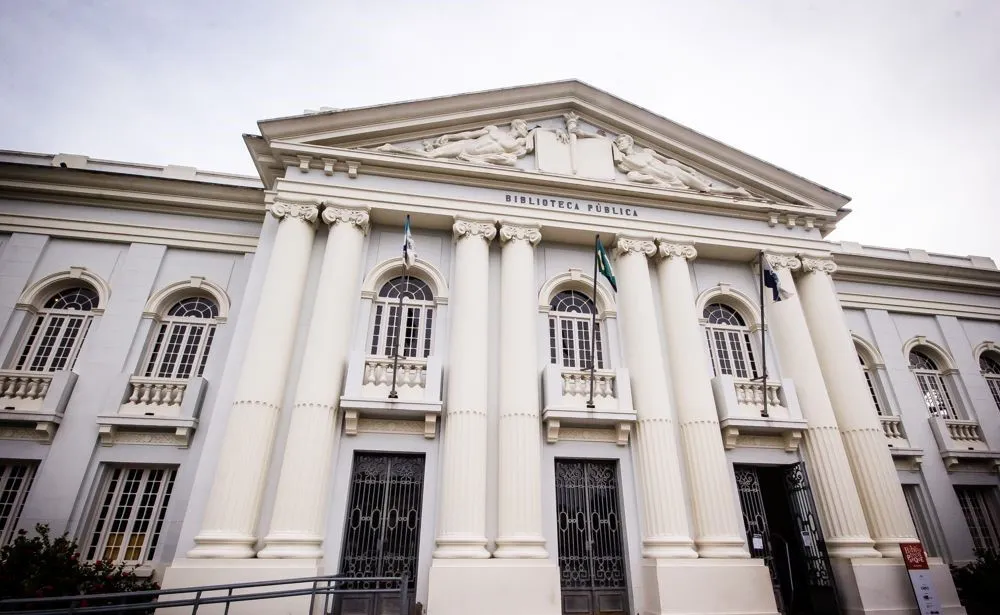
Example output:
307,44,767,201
801,256,838,275
453,218,497,242
321,205,370,234
656,239,698,261
498,222,541,246
268,199,320,223
613,235,657,259
764,252,801,271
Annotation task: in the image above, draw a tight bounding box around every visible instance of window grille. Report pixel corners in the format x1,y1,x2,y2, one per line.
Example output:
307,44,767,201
142,297,219,379
368,277,434,359
0,462,36,545
84,466,176,565
703,303,759,380
954,486,1000,554
13,287,99,372
548,290,604,369
979,353,1000,412
902,484,939,557
909,350,958,418
858,353,886,416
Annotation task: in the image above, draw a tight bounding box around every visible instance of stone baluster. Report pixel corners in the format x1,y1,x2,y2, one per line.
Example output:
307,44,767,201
796,256,917,557
494,222,548,559
433,217,496,559
614,235,697,558
189,199,319,558
259,205,370,559
763,253,880,559
655,241,749,558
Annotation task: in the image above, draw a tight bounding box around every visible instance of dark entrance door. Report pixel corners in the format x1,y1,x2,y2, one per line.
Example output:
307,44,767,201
734,463,839,615
336,453,425,615
554,459,630,615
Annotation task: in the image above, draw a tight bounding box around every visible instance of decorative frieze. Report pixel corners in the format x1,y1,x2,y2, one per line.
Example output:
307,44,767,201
453,218,497,241
801,257,838,275
613,235,657,258
498,223,542,245
321,205,371,233
657,241,697,261
268,199,319,223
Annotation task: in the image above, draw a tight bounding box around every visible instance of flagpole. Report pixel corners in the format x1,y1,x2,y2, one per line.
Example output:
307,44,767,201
757,251,769,417
587,235,598,409
389,218,412,400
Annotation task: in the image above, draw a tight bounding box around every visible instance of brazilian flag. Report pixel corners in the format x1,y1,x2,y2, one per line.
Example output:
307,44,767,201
595,236,617,292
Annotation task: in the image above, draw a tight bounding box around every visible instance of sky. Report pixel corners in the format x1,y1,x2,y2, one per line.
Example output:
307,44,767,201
1,0,998,262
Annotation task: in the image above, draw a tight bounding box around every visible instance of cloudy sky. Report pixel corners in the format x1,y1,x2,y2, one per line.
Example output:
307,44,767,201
2,0,997,261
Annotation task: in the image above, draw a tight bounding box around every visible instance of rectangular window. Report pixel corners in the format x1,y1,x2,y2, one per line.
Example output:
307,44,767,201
986,377,1000,412
863,368,885,416
902,484,939,557
0,462,36,545
560,320,576,368
85,466,176,565
955,485,1000,554
370,305,384,355
916,372,957,418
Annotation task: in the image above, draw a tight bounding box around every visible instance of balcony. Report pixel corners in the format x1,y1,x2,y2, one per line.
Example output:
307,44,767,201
339,352,443,439
541,364,635,446
0,369,77,443
928,415,1000,471
711,375,807,451
96,375,205,448
878,416,923,468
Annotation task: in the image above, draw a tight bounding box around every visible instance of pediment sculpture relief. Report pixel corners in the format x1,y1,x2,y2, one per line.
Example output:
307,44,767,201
376,119,536,167
612,134,749,197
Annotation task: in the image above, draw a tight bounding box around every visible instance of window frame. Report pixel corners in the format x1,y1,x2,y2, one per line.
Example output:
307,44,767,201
547,290,605,370
954,485,1000,555
909,350,960,419
141,297,219,380
702,302,760,381
0,461,36,545
12,287,100,373
978,352,1000,412
368,277,436,360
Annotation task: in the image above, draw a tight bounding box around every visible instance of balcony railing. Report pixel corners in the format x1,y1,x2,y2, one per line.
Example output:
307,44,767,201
0,369,77,443
541,364,635,446
711,375,807,451
95,375,205,448
340,352,443,439
878,415,923,468
123,377,188,412
928,415,1000,471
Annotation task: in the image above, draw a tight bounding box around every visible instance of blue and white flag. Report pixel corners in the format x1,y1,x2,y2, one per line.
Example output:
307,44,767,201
402,215,416,269
762,256,793,302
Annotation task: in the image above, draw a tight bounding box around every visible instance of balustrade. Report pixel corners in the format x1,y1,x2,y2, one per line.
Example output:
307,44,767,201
710,375,806,451
928,414,1000,471
0,369,78,443
541,364,635,445
0,372,52,402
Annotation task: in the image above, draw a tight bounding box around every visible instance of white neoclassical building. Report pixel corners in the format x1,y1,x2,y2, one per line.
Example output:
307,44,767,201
1,81,999,615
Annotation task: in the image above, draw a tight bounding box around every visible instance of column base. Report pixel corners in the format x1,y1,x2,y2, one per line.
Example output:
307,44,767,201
257,531,323,559
641,536,698,559
694,537,751,559
432,534,491,559
187,531,257,559
426,558,561,615
494,535,549,559
830,557,966,615
642,557,779,615
825,536,882,559
160,558,323,615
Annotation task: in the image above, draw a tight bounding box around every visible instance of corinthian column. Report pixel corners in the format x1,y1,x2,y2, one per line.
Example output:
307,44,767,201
494,222,547,559
797,257,917,557
433,217,496,559
614,235,697,559
189,199,319,558
655,241,749,558
763,254,880,559
258,205,370,559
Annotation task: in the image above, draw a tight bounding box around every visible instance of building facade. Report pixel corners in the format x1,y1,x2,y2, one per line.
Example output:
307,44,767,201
1,81,999,615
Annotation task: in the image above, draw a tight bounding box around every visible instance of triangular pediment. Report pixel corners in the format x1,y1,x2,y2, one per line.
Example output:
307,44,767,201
247,80,850,213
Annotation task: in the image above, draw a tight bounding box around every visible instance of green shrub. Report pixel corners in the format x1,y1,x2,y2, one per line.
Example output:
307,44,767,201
951,550,1000,615
0,524,158,611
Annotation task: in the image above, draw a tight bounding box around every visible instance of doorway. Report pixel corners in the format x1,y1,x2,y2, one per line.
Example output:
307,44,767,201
554,459,630,615
734,463,839,615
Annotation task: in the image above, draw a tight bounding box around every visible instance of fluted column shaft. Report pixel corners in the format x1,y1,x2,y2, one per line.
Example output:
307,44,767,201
614,236,697,559
434,217,496,559
190,199,319,558
494,222,548,559
655,241,749,558
764,254,880,559
797,257,917,557
259,206,371,559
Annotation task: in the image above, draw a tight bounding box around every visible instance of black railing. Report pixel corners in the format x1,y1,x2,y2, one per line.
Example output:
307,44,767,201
0,574,408,614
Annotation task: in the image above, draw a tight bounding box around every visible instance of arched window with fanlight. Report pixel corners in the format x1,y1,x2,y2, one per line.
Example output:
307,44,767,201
909,349,959,418
369,277,435,359
980,352,1000,411
548,290,604,370
142,297,220,380
13,286,100,372
703,303,759,380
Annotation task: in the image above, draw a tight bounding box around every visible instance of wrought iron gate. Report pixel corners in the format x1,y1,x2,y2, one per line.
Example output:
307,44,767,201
781,462,839,615
337,454,425,615
554,459,629,615
734,467,785,614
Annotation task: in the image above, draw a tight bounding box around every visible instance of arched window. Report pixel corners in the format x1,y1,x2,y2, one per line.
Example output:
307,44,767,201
142,297,219,379
368,277,435,358
909,350,958,418
858,352,886,416
548,290,604,369
703,303,759,380
980,352,1000,411
14,286,100,372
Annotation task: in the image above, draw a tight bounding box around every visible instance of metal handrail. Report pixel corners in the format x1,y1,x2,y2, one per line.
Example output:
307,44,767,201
0,574,409,614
